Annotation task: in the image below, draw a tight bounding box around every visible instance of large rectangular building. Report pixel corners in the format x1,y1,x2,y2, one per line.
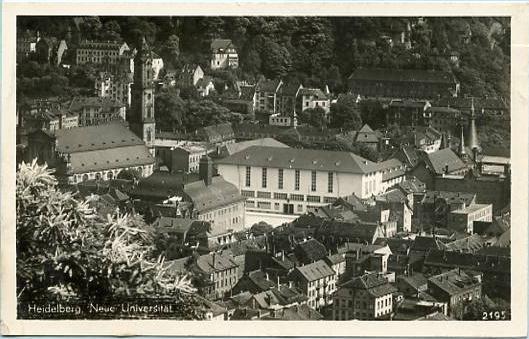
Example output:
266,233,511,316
216,146,385,215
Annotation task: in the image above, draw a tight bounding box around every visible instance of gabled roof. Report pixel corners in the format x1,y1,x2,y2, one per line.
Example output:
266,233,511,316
396,177,427,194
428,268,480,296
256,79,282,93
392,146,421,168
195,252,238,274
221,138,289,157
410,236,444,252
216,146,380,175
293,260,335,282
442,234,484,253
355,124,379,143
294,239,328,264
55,122,142,153
420,148,466,175
211,39,236,52
342,273,397,297
398,273,428,290
198,123,234,143
298,88,328,100
184,176,244,214
420,191,475,206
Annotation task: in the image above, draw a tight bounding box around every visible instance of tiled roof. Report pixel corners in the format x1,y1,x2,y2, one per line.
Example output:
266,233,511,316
424,249,510,274
256,79,282,93
421,148,466,175
396,177,427,194
216,146,380,175
68,144,154,174
434,97,507,111
69,96,124,112
442,234,484,253
198,123,234,143
294,260,335,282
78,40,127,50
420,191,475,206
410,236,444,252
211,39,236,52
153,217,202,234
315,220,380,244
184,176,244,214
294,239,328,264
196,252,238,274
355,124,379,143
392,146,421,168
376,188,407,204
239,85,256,100
428,268,480,296
342,273,397,297
349,68,458,84
131,171,200,200
55,122,142,153
298,88,328,100
399,273,428,290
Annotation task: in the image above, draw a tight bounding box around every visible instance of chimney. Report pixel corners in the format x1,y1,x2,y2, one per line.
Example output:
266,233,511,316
199,155,213,186
277,275,281,288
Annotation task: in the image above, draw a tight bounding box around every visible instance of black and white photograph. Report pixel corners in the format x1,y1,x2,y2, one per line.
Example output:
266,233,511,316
2,2,528,337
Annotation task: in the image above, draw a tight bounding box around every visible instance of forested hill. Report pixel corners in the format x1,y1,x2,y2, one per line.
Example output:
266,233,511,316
18,16,510,99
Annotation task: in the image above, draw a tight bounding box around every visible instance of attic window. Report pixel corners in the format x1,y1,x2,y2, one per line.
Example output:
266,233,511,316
290,159,295,163
335,161,341,166
267,156,273,161
245,155,250,160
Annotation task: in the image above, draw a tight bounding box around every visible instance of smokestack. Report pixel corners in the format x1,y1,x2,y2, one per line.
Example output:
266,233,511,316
199,155,213,186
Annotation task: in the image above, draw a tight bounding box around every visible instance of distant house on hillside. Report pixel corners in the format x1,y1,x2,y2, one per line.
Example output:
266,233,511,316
210,39,238,70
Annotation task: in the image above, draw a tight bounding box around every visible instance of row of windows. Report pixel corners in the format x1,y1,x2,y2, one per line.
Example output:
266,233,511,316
246,167,335,193
242,190,336,204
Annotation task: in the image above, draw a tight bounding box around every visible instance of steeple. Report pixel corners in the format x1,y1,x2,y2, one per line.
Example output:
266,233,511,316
467,97,480,152
458,123,466,157
128,35,156,155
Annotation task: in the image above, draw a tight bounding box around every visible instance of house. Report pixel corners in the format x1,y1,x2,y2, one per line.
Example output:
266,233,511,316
156,142,208,173
396,273,428,297
426,268,482,317
210,39,238,70
377,158,406,192
25,122,155,185
76,40,130,65
293,238,329,265
447,203,493,234
189,251,240,300
324,253,347,280
391,145,421,170
375,188,413,233
410,148,468,189
279,82,303,116
254,79,283,114
216,146,385,216
196,76,216,97
297,88,330,115
387,99,431,126
332,273,397,320
415,191,476,231
314,220,387,246
348,68,460,99
231,270,278,295
69,96,126,127
410,126,443,153
343,243,392,279
150,52,164,80
94,71,133,107
23,108,79,134
434,96,508,117
288,260,337,309
153,217,210,251
425,106,462,133
177,64,204,87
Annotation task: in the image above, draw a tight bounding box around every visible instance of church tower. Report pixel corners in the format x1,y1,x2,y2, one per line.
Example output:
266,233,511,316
467,97,481,153
129,36,156,154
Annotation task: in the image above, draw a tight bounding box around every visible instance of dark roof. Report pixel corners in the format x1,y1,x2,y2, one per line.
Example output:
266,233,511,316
434,97,507,111
428,268,481,296
355,124,379,143
246,270,277,292
195,252,238,274
420,191,475,206
211,39,236,52
349,68,458,84
293,260,335,282
315,220,380,244
399,273,428,290
298,88,328,100
198,123,234,143
476,246,510,258
375,238,413,255
216,146,379,174
240,84,256,100
256,79,282,93
410,236,444,252
392,146,421,168
184,176,244,214
342,273,397,297
220,138,289,157
376,188,408,204
132,171,200,200
154,217,199,234
424,249,510,274
55,122,142,153
396,177,427,194
294,239,328,264
442,234,484,253
69,96,124,112
421,148,466,175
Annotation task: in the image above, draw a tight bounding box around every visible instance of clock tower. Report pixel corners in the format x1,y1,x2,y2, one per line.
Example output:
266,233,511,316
129,36,156,155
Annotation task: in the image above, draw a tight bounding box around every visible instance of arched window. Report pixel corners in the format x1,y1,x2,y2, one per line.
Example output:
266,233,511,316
82,174,89,182
146,129,152,142
107,171,113,180
95,172,101,180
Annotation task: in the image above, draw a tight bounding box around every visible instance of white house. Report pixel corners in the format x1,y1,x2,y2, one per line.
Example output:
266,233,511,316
210,39,238,70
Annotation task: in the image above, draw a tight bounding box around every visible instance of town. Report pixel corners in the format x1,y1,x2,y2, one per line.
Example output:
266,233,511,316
15,16,510,321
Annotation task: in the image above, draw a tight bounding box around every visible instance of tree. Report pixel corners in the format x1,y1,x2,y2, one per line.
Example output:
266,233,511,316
329,98,362,131
154,87,186,131
16,161,205,319
101,20,122,41
298,107,327,129
260,39,292,78
161,34,180,66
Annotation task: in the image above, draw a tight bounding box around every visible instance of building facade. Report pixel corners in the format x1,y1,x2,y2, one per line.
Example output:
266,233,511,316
76,40,130,65
210,39,239,70
289,260,337,309
216,146,385,215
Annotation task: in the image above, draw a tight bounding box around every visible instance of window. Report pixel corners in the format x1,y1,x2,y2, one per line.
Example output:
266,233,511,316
290,194,304,201
257,191,271,199
245,166,251,187
311,171,317,192
257,201,271,209
295,170,300,190
297,204,303,212
241,190,255,198
328,172,334,193
324,197,337,204
307,195,321,203
262,167,267,188
278,169,284,189
273,192,288,200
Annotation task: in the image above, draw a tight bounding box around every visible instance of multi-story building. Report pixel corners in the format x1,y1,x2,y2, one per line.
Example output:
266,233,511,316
427,269,482,317
298,88,331,115
447,203,493,234
94,71,133,107
288,260,337,309
69,96,126,127
348,68,460,99
190,252,240,300
176,64,204,87
156,142,208,173
76,40,130,65
254,79,283,113
216,146,385,215
332,273,397,320
210,39,238,70
196,123,235,150
25,122,155,185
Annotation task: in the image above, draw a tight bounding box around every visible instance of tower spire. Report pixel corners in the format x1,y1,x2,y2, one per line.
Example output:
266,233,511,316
458,123,466,156
467,97,480,152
